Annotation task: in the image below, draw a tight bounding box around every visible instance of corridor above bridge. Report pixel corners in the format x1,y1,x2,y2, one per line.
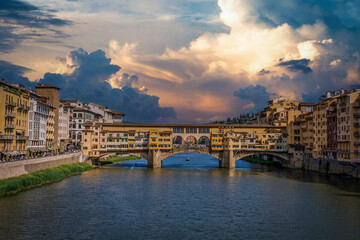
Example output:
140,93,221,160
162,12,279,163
81,123,288,159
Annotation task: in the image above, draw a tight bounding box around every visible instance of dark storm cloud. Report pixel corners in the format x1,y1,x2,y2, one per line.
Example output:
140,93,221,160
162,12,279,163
252,0,360,28
0,0,71,52
278,59,312,73
12,49,175,123
0,60,37,88
234,85,273,113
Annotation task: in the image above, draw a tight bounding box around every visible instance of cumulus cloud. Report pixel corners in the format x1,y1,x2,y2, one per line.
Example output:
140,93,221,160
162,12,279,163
107,0,360,117
2,0,360,122
112,73,139,88
3,49,176,123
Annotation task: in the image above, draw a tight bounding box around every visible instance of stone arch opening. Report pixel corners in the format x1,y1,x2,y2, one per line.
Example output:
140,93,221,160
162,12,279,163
161,152,219,168
184,136,197,145
173,136,183,145
198,136,210,147
234,153,287,166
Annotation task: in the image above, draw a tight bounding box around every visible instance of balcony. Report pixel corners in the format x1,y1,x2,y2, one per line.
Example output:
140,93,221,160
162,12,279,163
354,142,360,146
5,101,16,107
17,103,24,109
0,135,15,140
5,124,15,129
5,112,16,118
353,102,360,108
16,135,28,140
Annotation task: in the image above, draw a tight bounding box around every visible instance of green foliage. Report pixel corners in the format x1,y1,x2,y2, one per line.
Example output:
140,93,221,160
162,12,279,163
213,114,254,124
101,155,141,164
0,163,93,197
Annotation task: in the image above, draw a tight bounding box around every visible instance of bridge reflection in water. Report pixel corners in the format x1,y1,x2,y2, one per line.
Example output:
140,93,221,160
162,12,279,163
113,152,259,169
126,145,289,169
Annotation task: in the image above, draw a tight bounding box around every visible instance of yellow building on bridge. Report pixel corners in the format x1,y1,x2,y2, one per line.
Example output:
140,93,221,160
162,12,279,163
82,123,287,157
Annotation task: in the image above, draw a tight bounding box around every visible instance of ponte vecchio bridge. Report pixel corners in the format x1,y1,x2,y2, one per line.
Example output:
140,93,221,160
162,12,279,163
82,123,291,168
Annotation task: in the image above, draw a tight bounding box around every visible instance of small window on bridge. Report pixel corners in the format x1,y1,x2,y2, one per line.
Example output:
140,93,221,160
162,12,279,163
186,128,197,134
173,128,184,133
199,128,210,133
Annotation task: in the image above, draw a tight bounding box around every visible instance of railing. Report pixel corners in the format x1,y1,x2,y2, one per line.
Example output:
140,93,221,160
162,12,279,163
16,135,28,140
0,135,15,140
17,103,24,109
353,102,360,108
5,124,15,129
5,101,16,107
5,112,16,118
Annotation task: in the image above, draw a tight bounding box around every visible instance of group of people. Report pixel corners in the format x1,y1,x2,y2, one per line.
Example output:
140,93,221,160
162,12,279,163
0,148,80,163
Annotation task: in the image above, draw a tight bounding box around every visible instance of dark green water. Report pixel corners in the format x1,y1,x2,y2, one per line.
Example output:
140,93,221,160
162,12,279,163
1,153,360,240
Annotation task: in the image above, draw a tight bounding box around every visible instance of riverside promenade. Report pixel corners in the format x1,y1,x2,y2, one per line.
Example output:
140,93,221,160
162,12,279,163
0,151,84,180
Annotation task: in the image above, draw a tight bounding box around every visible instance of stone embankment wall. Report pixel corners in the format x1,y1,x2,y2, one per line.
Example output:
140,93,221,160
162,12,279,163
0,152,83,180
303,157,360,179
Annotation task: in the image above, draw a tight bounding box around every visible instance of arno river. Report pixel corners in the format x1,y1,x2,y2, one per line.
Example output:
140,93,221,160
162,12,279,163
1,153,360,240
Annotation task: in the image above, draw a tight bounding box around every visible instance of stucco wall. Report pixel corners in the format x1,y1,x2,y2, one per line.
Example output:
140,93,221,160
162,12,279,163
0,152,83,180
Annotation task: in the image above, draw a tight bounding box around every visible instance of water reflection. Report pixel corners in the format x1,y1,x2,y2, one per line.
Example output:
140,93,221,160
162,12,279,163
113,152,360,193
113,152,263,169
1,155,360,239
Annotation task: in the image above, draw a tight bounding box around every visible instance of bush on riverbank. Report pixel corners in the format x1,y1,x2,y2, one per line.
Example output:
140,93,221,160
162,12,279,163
101,155,141,164
242,156,282,167
0,163,93,197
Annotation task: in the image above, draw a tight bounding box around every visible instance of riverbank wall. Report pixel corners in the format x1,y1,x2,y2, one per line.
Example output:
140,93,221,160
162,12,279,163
0,152,84,180
303,157,360,179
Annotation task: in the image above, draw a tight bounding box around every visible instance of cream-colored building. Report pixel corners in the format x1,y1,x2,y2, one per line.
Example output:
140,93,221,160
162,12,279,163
28,93,51,153
58,102,70,150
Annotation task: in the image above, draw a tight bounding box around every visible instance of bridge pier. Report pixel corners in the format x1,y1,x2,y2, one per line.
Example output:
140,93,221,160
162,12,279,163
219,150,235,169
147,150,162,168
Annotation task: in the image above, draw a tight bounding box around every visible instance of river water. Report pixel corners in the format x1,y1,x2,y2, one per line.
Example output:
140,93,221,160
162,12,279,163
1,153,360,240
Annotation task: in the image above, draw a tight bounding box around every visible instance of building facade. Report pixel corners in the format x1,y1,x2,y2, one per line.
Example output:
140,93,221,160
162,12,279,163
82,123,287,157
35,84,60,149
28,95,51,153
58,102,70,150
0,81,29,159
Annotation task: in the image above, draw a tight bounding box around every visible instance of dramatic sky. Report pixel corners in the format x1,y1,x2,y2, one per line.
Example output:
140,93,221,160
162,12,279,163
1,0,360,123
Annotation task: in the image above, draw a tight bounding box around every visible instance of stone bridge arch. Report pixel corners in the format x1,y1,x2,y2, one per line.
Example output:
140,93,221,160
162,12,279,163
130,149,291,168
233,151,290,165
131,148,226,168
